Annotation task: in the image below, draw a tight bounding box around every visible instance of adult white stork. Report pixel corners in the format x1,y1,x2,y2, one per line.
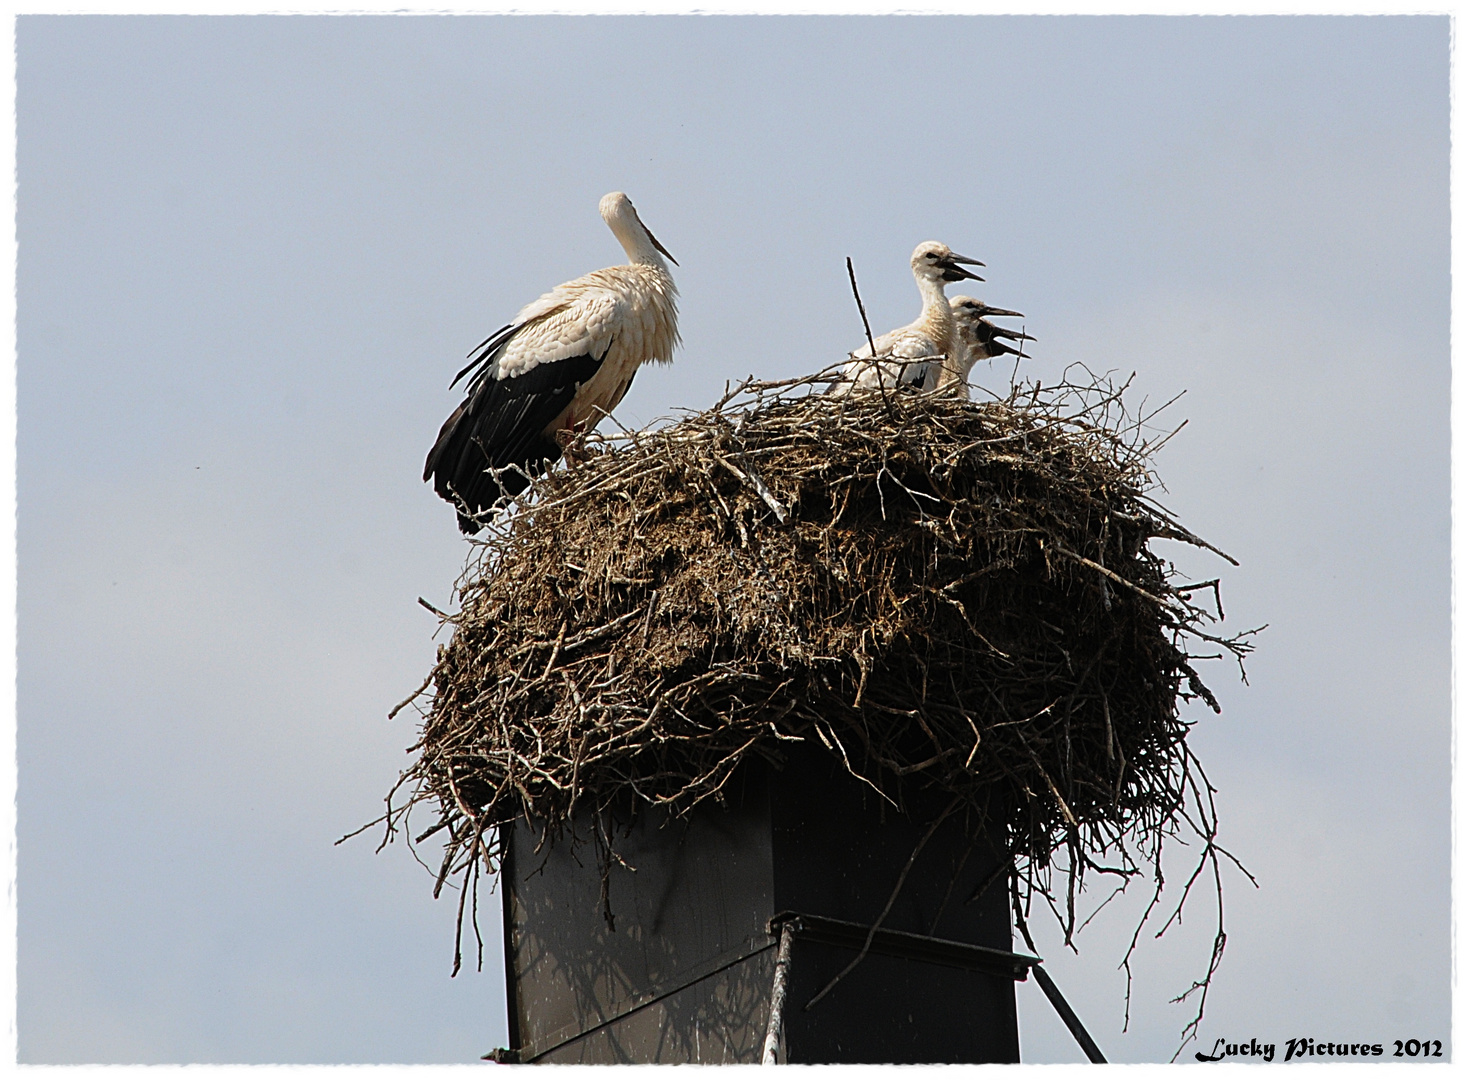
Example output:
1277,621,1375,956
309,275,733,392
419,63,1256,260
425,192,680,533
932,296,1034,397
832,241,985,395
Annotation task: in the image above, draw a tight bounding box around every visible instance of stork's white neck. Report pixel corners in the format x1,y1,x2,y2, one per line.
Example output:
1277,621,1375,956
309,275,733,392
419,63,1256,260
604,208,671,271
914,272,954,342
915,272,949,313
914,271,959,391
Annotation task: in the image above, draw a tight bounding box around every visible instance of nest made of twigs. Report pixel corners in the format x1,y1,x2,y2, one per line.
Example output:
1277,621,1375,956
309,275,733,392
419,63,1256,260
378,364,1256,1044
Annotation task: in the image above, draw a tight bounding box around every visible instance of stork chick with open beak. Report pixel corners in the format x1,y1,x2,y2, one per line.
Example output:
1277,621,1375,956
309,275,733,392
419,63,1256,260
424,192,680,534
833,241,985,394
932,296,1035,398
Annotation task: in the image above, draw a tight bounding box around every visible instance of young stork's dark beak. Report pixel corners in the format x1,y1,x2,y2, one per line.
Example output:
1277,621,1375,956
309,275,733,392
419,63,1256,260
976,303,1025,319
940,252,986,283
991,325,1037,343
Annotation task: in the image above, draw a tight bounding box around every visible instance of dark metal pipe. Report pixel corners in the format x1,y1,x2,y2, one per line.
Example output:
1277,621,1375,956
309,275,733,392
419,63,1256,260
1031,964,1107,1063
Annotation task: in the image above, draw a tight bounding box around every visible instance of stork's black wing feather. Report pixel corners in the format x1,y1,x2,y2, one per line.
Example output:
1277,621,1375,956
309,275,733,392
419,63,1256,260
425,345,606,534
451,322,517,390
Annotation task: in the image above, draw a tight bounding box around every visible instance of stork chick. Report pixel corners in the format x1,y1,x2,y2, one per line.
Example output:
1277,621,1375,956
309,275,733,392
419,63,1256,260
425,192,680,533
933,296,1035,397
833,241,984,394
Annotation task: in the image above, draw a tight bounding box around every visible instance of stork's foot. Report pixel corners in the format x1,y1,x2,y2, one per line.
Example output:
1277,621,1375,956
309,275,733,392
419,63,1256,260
556,422,590,464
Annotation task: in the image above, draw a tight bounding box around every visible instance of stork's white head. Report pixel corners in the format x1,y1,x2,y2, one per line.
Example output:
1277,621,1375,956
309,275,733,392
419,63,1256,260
600,191,678,268
911,241,984,285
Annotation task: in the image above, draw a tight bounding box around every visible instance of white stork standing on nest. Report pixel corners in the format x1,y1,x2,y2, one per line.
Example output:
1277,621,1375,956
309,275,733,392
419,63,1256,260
932,296,1035,397
425,192,680,533
831,241,985,395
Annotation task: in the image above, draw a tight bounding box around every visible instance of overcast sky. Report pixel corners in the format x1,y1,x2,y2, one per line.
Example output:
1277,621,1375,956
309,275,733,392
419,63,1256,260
15,12,1450,1065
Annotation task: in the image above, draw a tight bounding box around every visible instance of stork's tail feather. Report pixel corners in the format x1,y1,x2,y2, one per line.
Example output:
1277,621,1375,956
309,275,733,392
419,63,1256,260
429,426,561,535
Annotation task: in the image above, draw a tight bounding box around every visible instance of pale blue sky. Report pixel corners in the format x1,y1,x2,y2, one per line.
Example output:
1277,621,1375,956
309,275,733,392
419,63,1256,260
16,13,1450,1063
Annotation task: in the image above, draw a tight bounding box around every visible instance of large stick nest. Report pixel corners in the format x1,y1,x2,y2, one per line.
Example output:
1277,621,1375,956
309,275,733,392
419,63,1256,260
382,365,1256,1040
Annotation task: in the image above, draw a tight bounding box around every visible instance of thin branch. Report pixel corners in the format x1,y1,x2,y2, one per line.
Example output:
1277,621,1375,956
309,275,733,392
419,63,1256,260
847,256,878,359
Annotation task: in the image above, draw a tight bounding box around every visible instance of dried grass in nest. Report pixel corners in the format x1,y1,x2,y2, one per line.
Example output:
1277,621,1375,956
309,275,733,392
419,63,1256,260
369,362,1258,1052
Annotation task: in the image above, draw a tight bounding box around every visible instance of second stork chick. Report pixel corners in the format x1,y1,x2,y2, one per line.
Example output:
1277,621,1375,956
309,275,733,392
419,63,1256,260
932,296,1035,398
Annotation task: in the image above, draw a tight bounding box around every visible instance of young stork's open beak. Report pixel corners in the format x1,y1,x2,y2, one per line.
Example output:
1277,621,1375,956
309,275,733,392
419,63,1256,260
939,252,986,283
991,325,1037,343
